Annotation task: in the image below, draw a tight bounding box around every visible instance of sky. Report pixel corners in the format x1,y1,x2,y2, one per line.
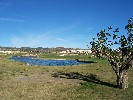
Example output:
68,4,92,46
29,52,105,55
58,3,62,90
0,0,133,48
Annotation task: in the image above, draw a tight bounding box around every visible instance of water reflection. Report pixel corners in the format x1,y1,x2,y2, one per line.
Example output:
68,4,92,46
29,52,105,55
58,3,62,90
10,56,88,66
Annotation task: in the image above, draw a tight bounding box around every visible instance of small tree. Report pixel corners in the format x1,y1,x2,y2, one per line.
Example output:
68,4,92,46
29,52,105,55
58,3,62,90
90,18,133,89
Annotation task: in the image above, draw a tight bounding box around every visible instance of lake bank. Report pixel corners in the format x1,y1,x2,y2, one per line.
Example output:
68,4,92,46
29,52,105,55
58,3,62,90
0,56,133,100
10,56,90,66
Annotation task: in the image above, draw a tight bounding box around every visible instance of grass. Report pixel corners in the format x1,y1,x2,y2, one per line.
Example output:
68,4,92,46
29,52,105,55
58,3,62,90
40,53,91,60
0,54,133,100
40,53,109,64
79,82,97,90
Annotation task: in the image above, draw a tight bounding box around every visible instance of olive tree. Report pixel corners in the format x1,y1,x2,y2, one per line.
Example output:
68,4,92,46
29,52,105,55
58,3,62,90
90,18,133,89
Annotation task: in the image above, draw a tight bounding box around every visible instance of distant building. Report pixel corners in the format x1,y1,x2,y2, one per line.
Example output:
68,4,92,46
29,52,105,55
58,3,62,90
0,50,13,54
0,50,21,54
60,49,92,55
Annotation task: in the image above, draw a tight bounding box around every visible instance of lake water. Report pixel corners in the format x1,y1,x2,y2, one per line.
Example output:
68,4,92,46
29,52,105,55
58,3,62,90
10,56,88,66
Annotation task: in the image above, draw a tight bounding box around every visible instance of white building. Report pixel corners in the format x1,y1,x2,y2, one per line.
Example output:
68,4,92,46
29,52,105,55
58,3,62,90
76,50,92,54
0,50,20,54
60,49,92,55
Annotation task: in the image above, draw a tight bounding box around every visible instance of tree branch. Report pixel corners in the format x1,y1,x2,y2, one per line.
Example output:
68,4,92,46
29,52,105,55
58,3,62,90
123,52,133,71
108,58,119,73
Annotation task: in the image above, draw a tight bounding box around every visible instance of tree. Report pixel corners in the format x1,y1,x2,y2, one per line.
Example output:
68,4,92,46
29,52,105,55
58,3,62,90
90,18,133,89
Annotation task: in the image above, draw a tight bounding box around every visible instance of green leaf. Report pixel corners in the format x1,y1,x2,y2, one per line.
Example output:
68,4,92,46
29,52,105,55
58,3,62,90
108,26,112,30
113,34,117,40
114,41,118,44
106,33,111,36
128,18,132,22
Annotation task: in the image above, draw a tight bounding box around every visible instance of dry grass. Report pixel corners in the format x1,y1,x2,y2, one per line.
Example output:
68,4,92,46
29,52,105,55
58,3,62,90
0,56,133,100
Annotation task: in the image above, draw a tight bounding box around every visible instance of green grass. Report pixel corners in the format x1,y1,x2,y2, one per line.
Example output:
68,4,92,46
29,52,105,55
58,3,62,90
40,53,109,66
40,53,91,59
79,82,96,90
0,54,133,100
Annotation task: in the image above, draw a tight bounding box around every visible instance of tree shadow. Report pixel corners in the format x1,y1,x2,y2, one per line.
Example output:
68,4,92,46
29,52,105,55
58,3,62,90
52,72,117,88
75,59,97,63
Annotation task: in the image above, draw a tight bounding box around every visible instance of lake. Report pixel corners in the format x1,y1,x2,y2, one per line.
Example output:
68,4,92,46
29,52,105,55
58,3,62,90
10,56,89,66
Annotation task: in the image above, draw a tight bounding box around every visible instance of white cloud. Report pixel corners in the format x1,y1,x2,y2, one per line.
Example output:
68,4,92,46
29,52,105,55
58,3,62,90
54,38,67,42
0,17,25,22
10,31,69,48
9,21,83,48
10,33,51,47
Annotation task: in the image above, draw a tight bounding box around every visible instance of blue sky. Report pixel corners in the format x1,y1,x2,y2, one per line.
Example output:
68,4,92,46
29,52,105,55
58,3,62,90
0,0,133,48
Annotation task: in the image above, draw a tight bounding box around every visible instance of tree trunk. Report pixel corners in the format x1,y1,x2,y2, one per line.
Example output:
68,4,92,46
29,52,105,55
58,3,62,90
116,71,128,89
